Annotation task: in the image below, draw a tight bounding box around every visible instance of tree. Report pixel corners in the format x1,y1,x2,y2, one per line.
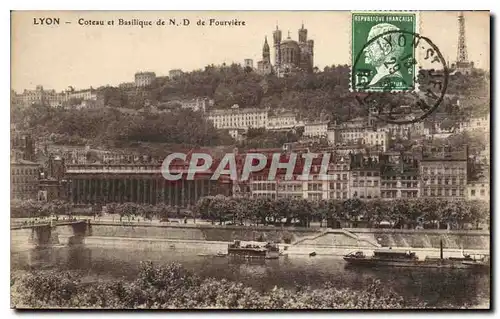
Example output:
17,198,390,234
209,195,233,225
342,198,365,225
194,197,213,222
296,199,314,228
313,199,329,227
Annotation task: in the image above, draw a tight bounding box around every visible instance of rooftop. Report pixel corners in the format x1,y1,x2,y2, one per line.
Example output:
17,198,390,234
208,107,268,115
11,159,39,166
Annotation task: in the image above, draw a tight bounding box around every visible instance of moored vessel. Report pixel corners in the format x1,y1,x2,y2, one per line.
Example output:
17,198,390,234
343,239,490,270
227,240,280,259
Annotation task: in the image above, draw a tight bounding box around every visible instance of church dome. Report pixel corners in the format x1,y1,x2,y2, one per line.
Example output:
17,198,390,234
281,38,299,47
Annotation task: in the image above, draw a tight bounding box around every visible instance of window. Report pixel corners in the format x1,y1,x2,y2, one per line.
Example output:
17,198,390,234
480,189,485,196
374,180,379,187
471,189,476,196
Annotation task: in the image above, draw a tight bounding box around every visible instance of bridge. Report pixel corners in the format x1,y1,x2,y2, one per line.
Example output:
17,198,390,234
11,219,92,246
10,219,90,230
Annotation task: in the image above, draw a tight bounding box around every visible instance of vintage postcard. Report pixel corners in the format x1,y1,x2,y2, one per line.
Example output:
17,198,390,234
10,11,490,310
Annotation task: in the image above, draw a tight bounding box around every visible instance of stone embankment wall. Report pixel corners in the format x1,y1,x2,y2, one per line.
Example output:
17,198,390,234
89,223,489,250
348,228,490,250
11,222,490,253
89,222,318,244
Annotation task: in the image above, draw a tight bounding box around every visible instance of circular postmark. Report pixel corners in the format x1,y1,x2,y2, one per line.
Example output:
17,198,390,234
352,29,449,125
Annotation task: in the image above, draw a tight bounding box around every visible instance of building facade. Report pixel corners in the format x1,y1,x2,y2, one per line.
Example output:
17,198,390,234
327,155,350,200
68,88,97,101
380,163,420,200
349,154,381,199
303,121,328,137
135,72,156,87
466,181,490,202
266,112,298,131
65,164,232,207
169,69,183,78
207,106,268,130
419,147,468,200
180,98,211,113
11,159,40,200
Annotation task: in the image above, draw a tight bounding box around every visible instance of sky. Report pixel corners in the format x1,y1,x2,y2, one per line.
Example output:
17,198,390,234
11,11,489,92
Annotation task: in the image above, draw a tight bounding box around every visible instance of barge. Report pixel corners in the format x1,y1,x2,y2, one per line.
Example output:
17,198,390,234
227,240,280,259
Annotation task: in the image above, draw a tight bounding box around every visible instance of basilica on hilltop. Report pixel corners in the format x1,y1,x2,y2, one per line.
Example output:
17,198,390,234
257,24,314,77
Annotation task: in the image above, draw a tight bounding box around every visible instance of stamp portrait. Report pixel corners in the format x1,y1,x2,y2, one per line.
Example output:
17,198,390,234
351,12,418,92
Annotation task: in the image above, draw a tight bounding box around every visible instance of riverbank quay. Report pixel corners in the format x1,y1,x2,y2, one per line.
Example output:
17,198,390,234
11,220,490,257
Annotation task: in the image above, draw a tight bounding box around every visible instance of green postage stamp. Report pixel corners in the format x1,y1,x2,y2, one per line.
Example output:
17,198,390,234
351,12,418,92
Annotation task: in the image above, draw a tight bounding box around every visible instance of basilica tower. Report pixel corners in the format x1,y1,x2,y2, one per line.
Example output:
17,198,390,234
273,25,282,73
263,36,270,63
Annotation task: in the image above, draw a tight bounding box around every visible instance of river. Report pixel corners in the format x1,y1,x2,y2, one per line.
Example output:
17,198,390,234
10,242,490,308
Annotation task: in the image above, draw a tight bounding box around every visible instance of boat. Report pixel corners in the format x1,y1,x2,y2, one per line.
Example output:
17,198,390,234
420,239,490,270
216,251,227,257
227,240,280,259
343,240,490,270
343,249,419,267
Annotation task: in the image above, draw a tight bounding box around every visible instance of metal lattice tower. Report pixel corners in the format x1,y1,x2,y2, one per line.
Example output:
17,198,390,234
457,12,469,63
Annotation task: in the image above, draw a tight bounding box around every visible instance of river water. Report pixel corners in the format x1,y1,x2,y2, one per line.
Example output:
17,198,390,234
11,242,490,308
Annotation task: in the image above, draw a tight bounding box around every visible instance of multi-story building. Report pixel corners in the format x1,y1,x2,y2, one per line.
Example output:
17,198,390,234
102,151,136,164
303,121,329,137
328,117,389,151
457,114,490,133
349,154,381,199
65,162,232,207
68,88,97,101
376,116,426,139
119,82,135,89
466,181,490,202
419,147,468,200
11,159,40,200
380,162,420,200
466,164,490,202
364,131,390,152
248,152,329,200
180,98,211,113
169,69,183,79
134,71,156,87
12,85,69,107
266,112,298,131
207,105,268,130
327,154,350,200
331,117,368,144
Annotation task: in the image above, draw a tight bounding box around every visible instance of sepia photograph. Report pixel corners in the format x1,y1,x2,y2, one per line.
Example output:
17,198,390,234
9,10,490,310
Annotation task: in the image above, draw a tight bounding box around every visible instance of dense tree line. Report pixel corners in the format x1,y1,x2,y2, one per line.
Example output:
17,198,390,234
11,65,488,150
12,196,489,231
12,262,423,309
11,200,74,219
193,196,490,230
11,106,233,148
237,128,301,150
